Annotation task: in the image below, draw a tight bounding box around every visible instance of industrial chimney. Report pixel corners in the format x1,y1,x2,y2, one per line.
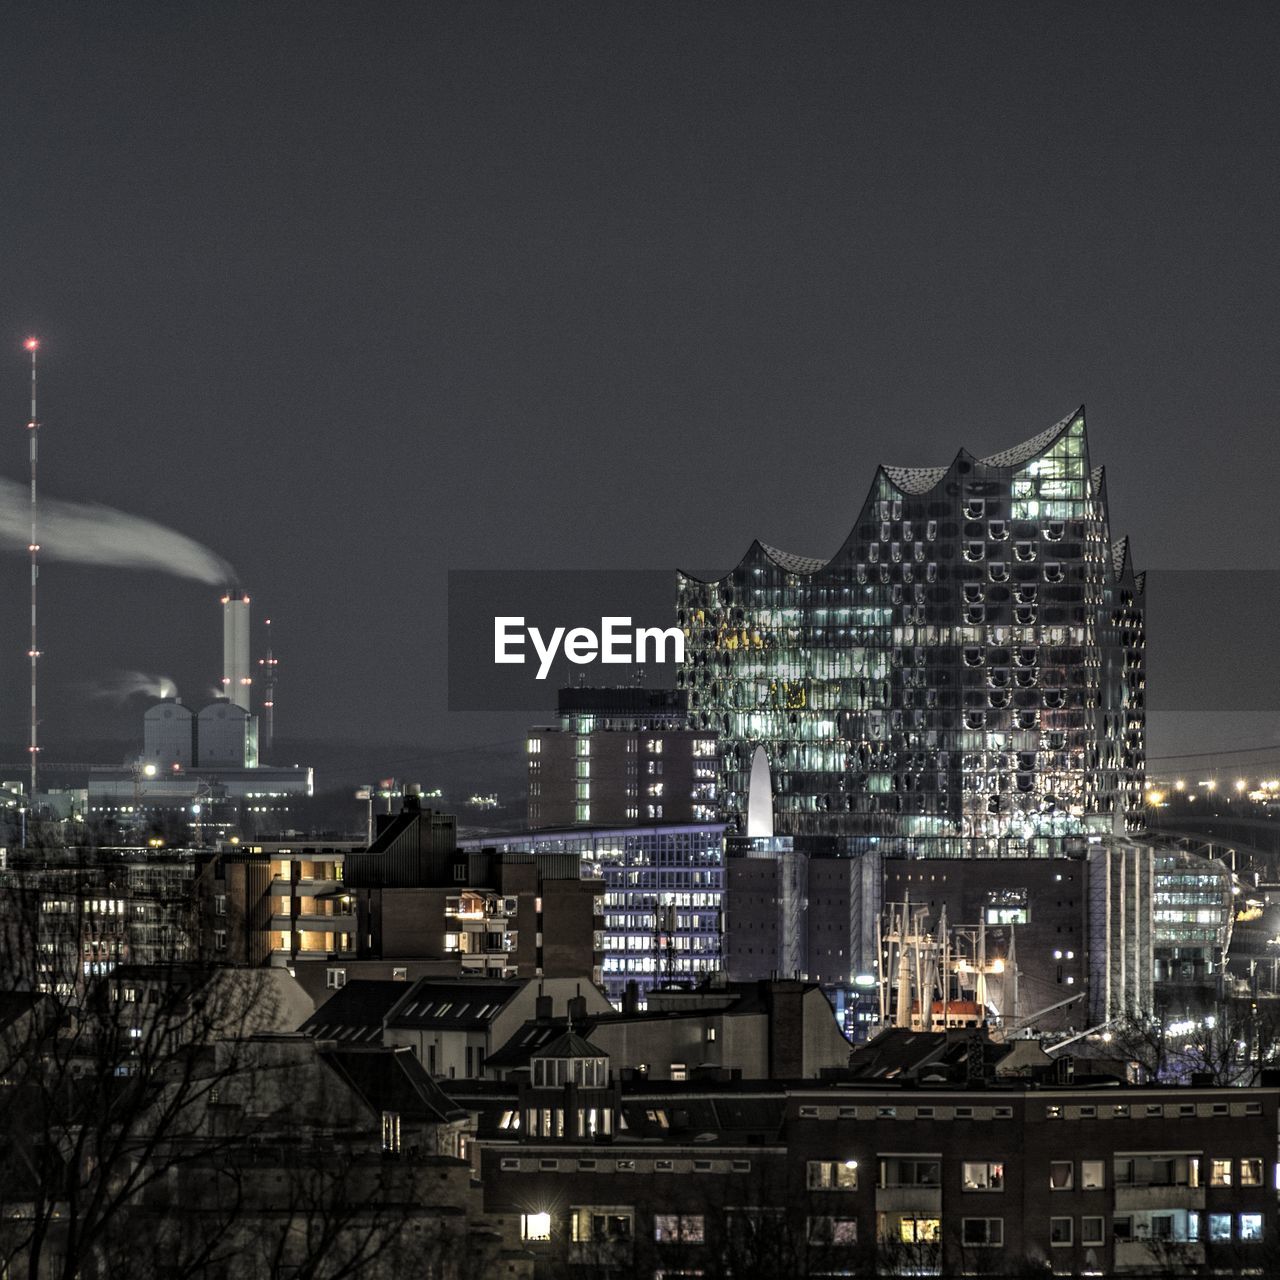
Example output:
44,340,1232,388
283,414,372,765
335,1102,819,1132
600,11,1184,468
220,589,252,711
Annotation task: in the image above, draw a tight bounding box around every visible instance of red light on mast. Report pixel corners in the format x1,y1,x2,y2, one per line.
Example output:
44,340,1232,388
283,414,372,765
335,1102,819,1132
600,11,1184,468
23,338,38,351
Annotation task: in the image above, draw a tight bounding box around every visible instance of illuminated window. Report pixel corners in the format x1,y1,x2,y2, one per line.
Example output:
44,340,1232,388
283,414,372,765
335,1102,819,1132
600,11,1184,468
521,1212,551,1242
1240,1213,1263,1241
899,1217,940,1244
1050,1162,1073,1189
962,1161,1004,1191
380,1111,400,1153
1241,1158,1264,1187
1210,1158,1232,1187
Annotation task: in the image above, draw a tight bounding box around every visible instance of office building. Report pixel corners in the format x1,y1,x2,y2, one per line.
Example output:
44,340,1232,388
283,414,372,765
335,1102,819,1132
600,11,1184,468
461,822,726,1005
527,687,717,827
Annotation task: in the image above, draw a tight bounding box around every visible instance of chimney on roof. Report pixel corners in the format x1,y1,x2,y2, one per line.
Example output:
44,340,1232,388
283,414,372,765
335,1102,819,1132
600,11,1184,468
568,995,587,1026
622,980,640,1016
535,994,553,1022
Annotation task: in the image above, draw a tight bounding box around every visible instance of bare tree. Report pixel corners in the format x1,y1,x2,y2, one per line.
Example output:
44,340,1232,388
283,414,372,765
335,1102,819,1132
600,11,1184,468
1110,1003,1280,1086
0,851,483,1280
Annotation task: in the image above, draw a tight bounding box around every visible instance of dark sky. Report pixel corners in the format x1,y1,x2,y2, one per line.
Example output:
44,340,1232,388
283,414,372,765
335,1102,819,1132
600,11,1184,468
1,1,1278,767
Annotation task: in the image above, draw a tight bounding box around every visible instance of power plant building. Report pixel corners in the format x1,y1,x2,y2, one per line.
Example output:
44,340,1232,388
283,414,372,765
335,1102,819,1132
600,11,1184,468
143,699,196,769
142,698,258,771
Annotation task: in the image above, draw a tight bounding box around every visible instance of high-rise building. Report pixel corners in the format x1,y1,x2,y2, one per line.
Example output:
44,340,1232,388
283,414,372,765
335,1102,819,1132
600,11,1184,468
527,687,717,828
678,408,1145,853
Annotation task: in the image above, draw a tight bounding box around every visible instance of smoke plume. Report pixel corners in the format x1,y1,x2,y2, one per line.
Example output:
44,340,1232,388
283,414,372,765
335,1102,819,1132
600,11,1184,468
0,476,234,584
91,671,180,704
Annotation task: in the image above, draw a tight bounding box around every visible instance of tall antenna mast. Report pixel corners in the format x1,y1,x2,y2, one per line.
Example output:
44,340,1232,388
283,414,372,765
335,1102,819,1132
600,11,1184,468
24,338,40,802
258,616,278,759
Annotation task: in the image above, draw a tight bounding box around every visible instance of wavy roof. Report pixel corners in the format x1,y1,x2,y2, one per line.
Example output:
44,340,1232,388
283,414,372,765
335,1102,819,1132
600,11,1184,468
679,408,1142,589
759,542,829,574
882,465,948,495
975,407,1080,468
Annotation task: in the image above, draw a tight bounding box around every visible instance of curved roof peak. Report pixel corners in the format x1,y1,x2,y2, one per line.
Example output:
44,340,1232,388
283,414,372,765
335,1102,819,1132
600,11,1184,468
882,464,948,495
759,542,829,575
882,408,1084,497
978,406,1082,468
1111,536,1130,579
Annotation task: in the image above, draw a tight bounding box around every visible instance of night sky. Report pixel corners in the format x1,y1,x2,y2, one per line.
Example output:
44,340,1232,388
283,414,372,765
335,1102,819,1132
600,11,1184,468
1,2,1278,771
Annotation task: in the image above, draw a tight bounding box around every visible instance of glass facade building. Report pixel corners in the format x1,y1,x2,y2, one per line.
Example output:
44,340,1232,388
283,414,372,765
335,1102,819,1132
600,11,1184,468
1153,847,1234,987
459,823,726,1004
678,409,1145,855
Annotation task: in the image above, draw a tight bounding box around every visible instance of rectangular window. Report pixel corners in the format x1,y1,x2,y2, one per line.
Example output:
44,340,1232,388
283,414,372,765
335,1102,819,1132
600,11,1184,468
808,1216,857,1245
898,1217,940,1244
962,1161,1004,1191
380,1111,400,1154
961,1218,1003,1247
1240,1213,1264,1241
326,968,346,989
1081,1216,1104,1246
653,1215,704,1243
1210,1158,1232,1187
1081,1160,1104,1190
1049,1217,1073,1245
808,1160,859,1190
879,1157,941,1188
1050,1161,1074,1190
1241,1158,1264,1187
521,1212,551,1241
1208,1213,1231,1241
572,1208,633,1244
